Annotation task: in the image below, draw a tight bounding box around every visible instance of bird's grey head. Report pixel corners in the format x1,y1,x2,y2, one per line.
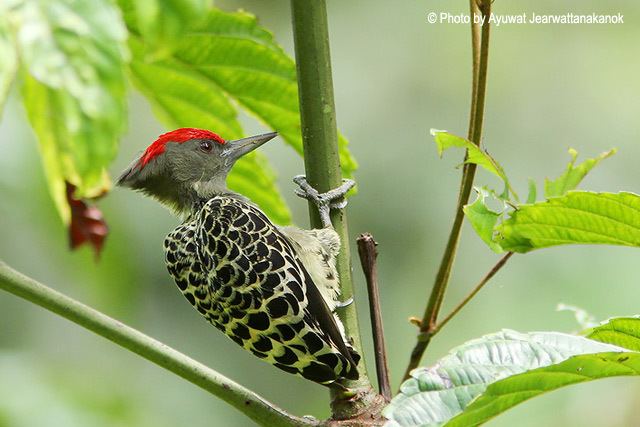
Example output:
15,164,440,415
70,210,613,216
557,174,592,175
117,128,277,214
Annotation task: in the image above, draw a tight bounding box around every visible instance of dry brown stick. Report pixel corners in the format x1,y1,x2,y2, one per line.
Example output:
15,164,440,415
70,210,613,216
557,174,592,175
357,233,391,401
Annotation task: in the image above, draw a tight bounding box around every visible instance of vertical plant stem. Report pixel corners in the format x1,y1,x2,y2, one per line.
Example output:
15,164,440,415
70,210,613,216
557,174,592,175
401,0,493,382
357,233,391,401
290,0,381,420
0,262,316,427
467,0,482,139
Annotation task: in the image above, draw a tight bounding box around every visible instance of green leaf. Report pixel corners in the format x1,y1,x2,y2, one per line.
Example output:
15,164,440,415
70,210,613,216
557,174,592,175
431,130,516,200
545,148,616,198
127,30,291,224
9,0,128,222
463,188,504,253
445,352,640,427
127,8,359,223
189,9,358,176
525,178,537,204
0,14,17,117
384,330,627,427
496,191,640,253
586,317,640,351
117,0,208,58
128,38,242,138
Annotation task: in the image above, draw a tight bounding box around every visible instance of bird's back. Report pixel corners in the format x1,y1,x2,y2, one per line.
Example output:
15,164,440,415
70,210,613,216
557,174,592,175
164,195,359,385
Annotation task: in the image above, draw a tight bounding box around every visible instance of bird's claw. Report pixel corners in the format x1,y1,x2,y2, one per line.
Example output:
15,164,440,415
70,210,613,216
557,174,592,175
292,175,355,228
330,199,348,210
334,297,354,309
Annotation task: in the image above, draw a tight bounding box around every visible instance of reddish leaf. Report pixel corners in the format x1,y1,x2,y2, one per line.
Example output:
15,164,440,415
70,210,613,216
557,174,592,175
66,182,109,258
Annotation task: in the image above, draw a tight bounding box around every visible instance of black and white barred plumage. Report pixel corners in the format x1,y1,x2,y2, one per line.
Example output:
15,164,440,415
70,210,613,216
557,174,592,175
164,195,359,385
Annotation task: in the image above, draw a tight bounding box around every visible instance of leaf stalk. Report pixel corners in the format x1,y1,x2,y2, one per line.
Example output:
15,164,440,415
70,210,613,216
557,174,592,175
433,252,514,335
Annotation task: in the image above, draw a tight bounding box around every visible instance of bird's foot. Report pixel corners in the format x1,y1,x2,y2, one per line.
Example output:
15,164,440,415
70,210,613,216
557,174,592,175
293,175,355,228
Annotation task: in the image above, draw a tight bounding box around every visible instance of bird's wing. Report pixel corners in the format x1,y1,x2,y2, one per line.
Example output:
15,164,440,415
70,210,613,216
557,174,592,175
194,196,358,383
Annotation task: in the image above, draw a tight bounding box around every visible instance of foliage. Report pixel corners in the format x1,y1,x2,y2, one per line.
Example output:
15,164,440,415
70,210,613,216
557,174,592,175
586,317,640,351
497,191,640,252
385,128,636,426
544,148,616,198
386,318,640,427
1,1,639,426
433,132,622,254
2,0,128,223
462,187,503,252
432,130,516,200
0,0,359,247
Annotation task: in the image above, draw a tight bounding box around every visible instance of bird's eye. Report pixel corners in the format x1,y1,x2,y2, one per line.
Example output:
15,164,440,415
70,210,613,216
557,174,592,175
199,140,213,153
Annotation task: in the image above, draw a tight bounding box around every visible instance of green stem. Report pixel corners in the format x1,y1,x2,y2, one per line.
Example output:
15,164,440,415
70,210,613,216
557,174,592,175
401,0,493,382
432,252,514,335
0,261,316,427
290,0,381,420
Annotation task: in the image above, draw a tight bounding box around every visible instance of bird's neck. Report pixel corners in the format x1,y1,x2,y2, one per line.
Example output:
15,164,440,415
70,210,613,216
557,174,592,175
180,180,246,220
191,178,229,200
142,174,234,220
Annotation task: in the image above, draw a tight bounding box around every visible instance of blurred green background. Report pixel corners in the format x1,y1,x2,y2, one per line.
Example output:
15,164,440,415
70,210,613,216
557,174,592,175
2,1,640,426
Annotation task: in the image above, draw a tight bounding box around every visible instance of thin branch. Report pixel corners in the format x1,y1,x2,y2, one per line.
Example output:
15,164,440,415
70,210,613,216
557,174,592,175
290,0,383,420
290,0,365,366
433,252,514,335
357,233,391,402
0,261,316,427
401,0,493,382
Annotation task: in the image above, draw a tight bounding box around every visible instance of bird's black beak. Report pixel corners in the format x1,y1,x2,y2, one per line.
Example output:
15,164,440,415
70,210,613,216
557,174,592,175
222,132,278,163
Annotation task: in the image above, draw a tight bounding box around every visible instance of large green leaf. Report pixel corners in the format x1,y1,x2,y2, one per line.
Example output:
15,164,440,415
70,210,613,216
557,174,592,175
497,191,640,253
431,137,617,253
586,317,640,351
6,0,128,222
120,0,208,58
182,9,357,175
127,36,291,224
459,147,624,253
544,148,616,198
446,318,640,426
127,7,358,224
445,352,640,427
384,329,628,427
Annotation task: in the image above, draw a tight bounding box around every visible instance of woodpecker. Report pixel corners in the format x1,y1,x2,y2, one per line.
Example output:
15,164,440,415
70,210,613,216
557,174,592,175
117,128,359,386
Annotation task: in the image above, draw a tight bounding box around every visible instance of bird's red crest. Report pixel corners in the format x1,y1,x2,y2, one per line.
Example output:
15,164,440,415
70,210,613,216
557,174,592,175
139,128,225,167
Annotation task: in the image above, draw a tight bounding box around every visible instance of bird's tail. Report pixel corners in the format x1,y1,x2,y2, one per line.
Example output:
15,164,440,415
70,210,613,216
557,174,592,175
342,347,360,380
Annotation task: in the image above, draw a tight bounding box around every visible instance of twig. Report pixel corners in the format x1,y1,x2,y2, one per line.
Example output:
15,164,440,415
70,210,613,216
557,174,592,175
401,0,493,382
357,233,391,401
0,261,316,427
433,252,514,335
